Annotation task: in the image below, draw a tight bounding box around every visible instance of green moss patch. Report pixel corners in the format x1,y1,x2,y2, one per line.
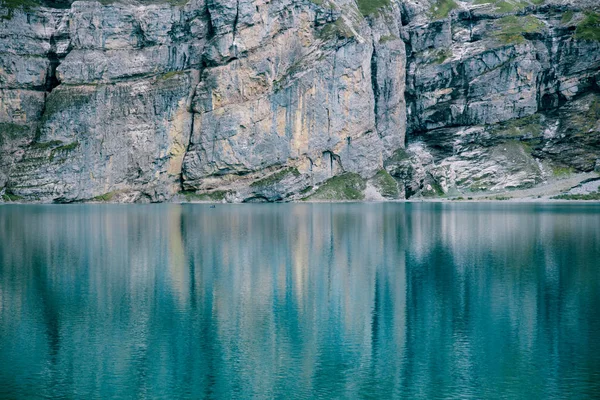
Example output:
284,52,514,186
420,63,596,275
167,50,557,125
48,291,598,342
49,142,80,161
575,12,600,42
422,180,445,197
357,0,390,16
371,169,399,199
319,18,356,40
251,167,300,188
494,0,526,14
30,140,63,150
299,186,313,195
0,123,28,145
43,89,94,121
158,70,185,81
432,48,453,64
551,165,574,177
492,114,543,138
1,0,41,18
568,98,600,133
385,148,410,165
379,34,398,43
561,10,574,24
92,192,117,202
429,0,458,20
306,173,366,201
1,191,24,202
493,15,544,44
474,0,528,14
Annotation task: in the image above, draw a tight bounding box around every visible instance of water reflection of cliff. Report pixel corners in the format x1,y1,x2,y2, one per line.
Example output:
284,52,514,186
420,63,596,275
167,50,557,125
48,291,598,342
0,203,598,398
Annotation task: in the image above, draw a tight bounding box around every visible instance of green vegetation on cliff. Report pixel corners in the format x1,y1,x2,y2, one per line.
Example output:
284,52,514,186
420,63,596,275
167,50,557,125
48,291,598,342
30,140,63,150
493,15,544,44
429,0,458,20
357,0,390,16
184,190,228,202
553,191,600,200
43,89,94,121
474,0,548,12
551,165,574,177
575,12,600,42
1,191,24,202
0,123,28,145
561,10,574,24
1,0,41,11
49,141,80,161
92,192,117,202
371,169,399,199
432,49,453,64
319,18,356,40
492,114,543,138
306,173,366,201
568,98,600,133
251,167,300,189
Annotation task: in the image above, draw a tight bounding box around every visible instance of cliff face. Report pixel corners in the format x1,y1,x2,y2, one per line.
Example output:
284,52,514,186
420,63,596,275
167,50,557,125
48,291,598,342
0,0,598,203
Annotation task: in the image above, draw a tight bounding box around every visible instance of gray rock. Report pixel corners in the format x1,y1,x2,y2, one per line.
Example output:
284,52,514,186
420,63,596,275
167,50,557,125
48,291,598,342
0,0,599,202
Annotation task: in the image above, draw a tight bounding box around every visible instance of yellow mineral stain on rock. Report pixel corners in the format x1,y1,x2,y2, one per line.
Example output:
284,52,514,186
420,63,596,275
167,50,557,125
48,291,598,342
219,140,239,166
436,88,453,96
276,106,287,137
299,14,313,47
212,90,223,110
166,99,191,177
292,90,310,158
259,112,271,134
297,157,312,174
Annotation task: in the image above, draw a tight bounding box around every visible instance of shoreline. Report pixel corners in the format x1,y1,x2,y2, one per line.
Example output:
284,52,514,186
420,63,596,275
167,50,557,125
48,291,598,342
2,198,600,205
2,173,599,205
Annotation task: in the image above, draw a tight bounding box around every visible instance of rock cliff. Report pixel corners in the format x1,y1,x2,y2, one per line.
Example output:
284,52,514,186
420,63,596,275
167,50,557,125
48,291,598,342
0,0,598,202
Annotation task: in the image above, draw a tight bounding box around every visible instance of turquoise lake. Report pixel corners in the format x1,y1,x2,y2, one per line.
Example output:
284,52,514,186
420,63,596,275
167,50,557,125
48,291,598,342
0,203,599,399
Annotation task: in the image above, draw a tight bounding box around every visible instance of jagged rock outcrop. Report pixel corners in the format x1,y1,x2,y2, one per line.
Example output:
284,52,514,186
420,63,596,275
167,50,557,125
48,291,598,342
393,0,600,197
0,0,598,202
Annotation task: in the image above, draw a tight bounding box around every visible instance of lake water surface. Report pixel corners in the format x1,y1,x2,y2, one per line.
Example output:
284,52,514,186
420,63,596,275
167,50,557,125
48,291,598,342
1,203,599,399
